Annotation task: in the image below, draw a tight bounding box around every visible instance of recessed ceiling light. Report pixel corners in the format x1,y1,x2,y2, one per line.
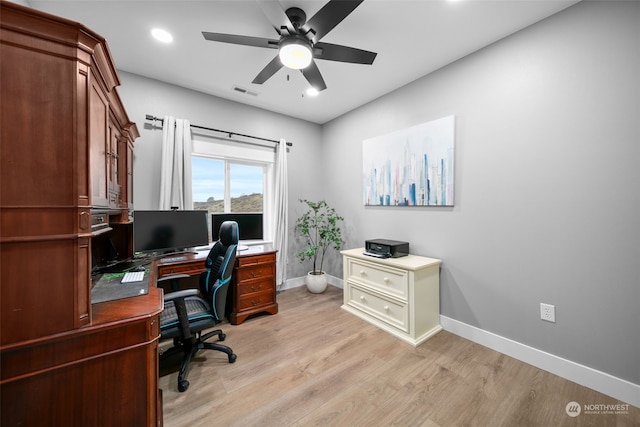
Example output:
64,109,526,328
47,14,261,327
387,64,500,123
305,87,319,97
151,28,173,43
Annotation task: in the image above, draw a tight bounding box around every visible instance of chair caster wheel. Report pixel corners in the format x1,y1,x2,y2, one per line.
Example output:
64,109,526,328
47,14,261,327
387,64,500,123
219,332,226,341
178,380,190,392
229,353,237,363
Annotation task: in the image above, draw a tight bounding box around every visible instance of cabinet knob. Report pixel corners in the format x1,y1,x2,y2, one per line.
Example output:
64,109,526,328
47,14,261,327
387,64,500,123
360,295,365,301
383,277,390,283
384,306,389,312
359,270,366,276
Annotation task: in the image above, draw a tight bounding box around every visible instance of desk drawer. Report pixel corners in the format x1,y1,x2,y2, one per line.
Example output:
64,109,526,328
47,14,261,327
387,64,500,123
236,253,276,267
346,258,408,299
236,289,274,311
237,278,273,297
237,264,273,282
158,262,203,277
346,283,408,333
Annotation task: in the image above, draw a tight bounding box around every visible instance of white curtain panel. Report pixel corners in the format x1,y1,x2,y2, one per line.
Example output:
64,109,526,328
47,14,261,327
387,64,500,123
273,139,289,290
159,116,193,210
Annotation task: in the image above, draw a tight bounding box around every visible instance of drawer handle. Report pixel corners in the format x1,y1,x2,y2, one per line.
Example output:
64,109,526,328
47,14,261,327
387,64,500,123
360,295,365,301
359,270,366,276
384,306,390,312
251,299,260,306
250,285,262,292
383,277,390,283
250,270,263,278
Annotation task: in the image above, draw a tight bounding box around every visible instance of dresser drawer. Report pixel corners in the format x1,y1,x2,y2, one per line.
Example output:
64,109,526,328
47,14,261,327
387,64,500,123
237,278,273,296
346,258,408,299
346,283,408,333
236,289,275,311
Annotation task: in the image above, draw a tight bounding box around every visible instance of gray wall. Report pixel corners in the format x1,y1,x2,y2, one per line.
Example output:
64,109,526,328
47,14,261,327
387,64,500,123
322,1,639,385
118,0,639,386
116,72,324,281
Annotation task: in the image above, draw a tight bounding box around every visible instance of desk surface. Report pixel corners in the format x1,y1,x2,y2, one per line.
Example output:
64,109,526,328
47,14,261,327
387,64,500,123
154,244,276,278
156,244,276,264
91,270,151,304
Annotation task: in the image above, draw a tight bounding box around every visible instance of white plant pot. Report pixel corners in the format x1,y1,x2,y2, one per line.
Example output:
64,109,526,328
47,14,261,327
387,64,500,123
306,271,328,294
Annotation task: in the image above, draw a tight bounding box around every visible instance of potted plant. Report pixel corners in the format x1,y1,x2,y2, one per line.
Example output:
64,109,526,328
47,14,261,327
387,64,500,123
295,199,344,293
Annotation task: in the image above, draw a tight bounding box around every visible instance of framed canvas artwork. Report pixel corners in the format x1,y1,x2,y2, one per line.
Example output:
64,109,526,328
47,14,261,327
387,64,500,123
363,115,455,207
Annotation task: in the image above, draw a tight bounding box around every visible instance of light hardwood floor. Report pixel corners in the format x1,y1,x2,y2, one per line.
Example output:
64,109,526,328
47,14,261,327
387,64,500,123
159,286,639,426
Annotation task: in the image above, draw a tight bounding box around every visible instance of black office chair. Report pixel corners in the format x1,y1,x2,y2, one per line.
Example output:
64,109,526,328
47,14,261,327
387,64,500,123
159,220,239,392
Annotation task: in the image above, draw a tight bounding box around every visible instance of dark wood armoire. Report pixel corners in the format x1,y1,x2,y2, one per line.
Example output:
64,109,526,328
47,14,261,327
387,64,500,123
0,2,162,425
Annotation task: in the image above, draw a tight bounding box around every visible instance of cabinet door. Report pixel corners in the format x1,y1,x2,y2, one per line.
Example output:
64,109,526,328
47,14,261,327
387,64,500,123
108,117,122,208
89,77,109,208
125,139,134,210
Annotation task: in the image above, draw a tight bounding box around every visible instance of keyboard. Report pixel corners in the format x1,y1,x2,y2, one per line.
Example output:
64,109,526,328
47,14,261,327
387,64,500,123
121,271,145,283
160,256,187,263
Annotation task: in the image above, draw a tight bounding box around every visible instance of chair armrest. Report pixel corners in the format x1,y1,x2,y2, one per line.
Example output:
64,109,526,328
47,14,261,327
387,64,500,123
163,288,199,302
162,288,199,340
157,273,191,283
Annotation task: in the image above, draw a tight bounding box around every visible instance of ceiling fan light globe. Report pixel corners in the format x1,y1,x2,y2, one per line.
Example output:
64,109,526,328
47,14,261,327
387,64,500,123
279,42,312,70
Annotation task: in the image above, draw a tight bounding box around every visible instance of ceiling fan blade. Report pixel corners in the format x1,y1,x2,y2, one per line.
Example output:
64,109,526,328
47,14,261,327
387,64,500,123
257,0,295,35
252,55,284,85
314,42,377,65
301,60,327,92
303,0,364,43
202,32,278,49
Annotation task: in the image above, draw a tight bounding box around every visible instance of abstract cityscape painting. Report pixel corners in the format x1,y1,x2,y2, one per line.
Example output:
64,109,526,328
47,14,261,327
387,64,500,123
363,115,455,206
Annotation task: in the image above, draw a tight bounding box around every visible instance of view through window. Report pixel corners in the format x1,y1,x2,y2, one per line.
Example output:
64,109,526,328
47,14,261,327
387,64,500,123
192,156,264,240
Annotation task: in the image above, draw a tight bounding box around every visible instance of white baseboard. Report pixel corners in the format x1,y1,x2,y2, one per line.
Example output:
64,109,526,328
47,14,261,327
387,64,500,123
440,316,640,408
280,274,343,292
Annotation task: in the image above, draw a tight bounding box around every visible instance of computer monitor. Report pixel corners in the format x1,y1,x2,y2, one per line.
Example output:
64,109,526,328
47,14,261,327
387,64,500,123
133,210,209,254
211,212,263,241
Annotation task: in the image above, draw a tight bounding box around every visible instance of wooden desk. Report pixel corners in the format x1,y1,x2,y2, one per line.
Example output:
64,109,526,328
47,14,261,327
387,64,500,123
0,284,164,426
154,245,279,325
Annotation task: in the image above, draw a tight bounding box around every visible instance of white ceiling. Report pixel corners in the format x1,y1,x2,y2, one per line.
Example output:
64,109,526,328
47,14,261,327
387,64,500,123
28,0,580,124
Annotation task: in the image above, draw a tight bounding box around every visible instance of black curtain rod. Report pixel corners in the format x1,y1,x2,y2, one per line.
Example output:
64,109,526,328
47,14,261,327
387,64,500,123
145,115,293,147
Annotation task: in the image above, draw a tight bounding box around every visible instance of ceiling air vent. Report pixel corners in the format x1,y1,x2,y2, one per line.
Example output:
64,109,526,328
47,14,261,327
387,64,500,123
232,85,258,97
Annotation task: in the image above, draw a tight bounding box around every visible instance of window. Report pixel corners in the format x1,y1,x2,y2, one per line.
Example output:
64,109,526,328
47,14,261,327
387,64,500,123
192,157,264,213
191,136,275,242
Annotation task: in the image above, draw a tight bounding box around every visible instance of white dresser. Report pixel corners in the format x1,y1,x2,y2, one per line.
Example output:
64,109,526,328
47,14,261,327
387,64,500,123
341,248,442,346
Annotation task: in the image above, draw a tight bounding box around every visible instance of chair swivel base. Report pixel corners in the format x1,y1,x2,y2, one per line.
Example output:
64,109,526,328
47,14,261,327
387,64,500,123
161,329,237,392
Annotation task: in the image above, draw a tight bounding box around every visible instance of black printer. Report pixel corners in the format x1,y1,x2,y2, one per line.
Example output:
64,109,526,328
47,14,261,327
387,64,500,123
363,239,409,258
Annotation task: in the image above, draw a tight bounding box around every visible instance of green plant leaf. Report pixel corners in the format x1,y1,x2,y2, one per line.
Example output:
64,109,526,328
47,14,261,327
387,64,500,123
295,199,344,274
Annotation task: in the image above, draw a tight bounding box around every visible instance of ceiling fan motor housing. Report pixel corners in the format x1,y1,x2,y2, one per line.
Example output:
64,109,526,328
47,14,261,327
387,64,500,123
284,7,306,30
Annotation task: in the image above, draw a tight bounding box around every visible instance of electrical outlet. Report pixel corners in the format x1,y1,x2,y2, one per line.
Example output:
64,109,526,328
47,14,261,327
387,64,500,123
540,303,556,322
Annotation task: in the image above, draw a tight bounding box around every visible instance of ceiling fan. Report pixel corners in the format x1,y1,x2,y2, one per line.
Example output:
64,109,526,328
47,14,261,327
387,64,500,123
202,0,377,92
